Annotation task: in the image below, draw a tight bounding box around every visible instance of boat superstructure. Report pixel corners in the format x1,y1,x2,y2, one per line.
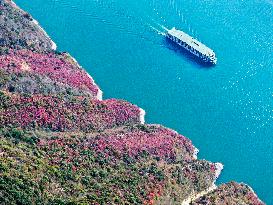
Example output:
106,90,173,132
167,28,217,64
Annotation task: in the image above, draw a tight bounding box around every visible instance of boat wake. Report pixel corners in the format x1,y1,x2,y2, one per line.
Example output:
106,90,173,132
146,18,169,36
148,25,166,36
158,24,169,32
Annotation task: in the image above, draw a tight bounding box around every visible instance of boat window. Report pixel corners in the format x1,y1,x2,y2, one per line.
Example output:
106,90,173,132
193,42,199,46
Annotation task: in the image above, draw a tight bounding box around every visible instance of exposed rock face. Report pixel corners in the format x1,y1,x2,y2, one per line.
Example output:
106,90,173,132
0,0,265,204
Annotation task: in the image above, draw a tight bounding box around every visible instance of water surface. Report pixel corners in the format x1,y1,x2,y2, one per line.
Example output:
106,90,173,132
15,0,273,203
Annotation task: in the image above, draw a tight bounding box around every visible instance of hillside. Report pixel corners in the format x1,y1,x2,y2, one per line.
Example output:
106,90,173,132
0,0,265,204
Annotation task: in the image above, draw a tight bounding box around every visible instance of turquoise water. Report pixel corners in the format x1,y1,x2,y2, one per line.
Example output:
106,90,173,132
15,0,273,203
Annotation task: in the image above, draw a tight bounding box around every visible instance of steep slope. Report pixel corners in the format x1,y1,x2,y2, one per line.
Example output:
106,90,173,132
191,182,263,205
0,0,55,52
0,0,265,204
0,91,141,132
0,126,219,204
0,49,102,98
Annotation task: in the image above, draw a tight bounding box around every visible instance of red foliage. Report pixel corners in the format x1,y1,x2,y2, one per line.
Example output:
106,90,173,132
90,126,195,161
0,92,140,131
0,49,100,97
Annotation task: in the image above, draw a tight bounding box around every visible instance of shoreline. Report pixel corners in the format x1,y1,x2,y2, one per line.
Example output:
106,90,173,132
66,53,103,100
32,19,57,50
181,162,224,205
0,1,265,204
10,0,57,51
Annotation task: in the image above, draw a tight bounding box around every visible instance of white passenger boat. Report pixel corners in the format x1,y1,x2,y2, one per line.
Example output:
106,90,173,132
167,28,217,64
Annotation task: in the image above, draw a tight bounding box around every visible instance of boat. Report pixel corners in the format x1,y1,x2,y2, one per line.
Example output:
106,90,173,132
166,27,217,64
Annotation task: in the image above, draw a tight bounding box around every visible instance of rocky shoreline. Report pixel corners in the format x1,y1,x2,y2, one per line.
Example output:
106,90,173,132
0,0,265,204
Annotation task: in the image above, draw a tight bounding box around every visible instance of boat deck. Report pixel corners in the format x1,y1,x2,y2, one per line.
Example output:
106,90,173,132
168,28,215,57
